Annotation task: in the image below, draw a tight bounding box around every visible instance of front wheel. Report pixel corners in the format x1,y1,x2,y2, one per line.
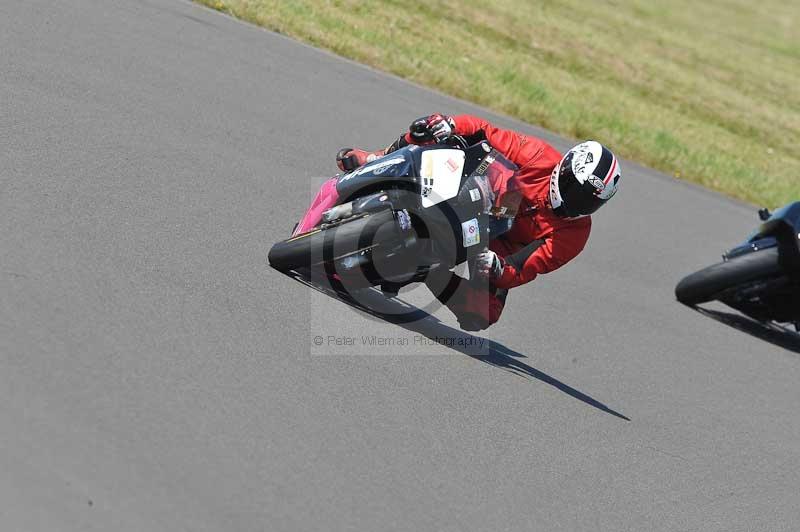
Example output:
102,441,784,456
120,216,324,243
268,209,400,272
675,247,783,305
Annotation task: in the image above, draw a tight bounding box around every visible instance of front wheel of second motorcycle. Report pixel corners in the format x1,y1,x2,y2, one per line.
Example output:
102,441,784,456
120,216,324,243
675,247,783,305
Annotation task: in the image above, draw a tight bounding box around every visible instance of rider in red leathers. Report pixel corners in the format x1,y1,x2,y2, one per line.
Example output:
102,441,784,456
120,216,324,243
336,114,622,331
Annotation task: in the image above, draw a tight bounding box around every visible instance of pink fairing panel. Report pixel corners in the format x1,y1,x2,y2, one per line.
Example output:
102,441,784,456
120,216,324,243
292,177,340,236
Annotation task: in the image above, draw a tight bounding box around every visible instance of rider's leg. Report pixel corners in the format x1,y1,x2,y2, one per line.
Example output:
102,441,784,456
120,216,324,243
424,266,507,331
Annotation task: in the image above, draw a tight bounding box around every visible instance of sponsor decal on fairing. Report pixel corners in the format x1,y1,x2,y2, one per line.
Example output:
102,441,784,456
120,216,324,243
461,218,480,247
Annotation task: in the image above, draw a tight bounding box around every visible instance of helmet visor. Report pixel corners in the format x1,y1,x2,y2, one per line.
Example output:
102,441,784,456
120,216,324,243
557,169,605,217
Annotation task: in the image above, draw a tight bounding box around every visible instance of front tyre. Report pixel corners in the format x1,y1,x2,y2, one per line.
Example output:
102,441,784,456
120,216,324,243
268,210,398,272
675,247,783,305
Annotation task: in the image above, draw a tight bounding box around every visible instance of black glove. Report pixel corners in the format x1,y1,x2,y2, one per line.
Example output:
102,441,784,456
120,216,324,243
409,113,455,143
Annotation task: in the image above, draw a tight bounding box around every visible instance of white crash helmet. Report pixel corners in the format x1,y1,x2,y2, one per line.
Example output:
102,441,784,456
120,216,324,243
549,141,621,218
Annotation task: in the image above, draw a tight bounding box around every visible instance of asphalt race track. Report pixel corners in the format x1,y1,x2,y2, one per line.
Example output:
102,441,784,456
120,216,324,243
2,1,799,530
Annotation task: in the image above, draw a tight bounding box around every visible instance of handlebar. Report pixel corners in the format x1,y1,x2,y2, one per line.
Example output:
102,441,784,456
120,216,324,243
438,134,469,150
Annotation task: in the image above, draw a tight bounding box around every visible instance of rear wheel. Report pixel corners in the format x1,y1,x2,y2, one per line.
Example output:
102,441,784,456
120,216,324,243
675,247,783,305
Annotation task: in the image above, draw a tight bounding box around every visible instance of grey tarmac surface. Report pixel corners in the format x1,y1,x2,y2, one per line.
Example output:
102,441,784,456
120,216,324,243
1,1,798,530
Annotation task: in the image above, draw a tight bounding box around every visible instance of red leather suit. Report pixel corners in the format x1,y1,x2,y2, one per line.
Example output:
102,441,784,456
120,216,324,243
399,115,591,330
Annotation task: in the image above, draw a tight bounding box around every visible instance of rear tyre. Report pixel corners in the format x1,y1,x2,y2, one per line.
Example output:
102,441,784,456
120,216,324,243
268,210,397,272
675,247,783,305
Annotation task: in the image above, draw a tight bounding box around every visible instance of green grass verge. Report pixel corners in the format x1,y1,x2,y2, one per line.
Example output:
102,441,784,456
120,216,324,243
196,0,799,207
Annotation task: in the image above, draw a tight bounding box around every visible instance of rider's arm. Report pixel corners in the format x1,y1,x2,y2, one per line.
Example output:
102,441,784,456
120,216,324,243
493,217,592,289
450,115,543,169
385,113,543,163
383,134,411,154
339,132,413,163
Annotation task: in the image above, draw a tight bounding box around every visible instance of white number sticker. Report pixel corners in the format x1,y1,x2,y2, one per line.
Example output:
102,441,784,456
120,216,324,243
420,149,465,208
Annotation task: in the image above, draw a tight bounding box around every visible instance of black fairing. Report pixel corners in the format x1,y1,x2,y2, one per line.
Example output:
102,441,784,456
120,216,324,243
716,201,800,324
323,140,519,277
756,201,800,275
725,202,800,272
334,142,495,204
335,147,420,202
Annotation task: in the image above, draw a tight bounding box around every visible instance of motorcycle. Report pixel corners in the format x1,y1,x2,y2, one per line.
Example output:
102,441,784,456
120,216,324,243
675,202,800,332
268,136,523,302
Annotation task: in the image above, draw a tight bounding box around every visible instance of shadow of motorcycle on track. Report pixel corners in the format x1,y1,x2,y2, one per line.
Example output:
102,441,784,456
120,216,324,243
281,268,630,421
689,306,800,355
